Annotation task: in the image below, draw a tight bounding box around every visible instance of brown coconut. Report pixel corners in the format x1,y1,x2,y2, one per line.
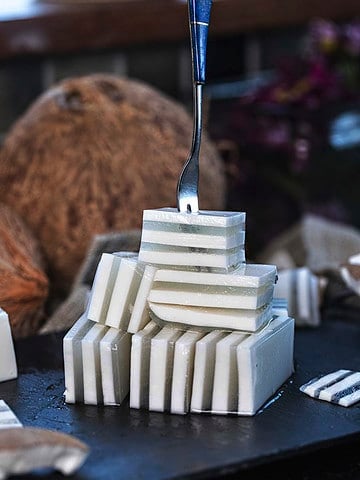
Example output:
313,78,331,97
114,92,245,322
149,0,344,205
0,74,226,294
0,203,49,338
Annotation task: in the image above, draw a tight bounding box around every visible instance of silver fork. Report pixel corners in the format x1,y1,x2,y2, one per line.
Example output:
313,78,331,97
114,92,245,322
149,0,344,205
176,0,213,214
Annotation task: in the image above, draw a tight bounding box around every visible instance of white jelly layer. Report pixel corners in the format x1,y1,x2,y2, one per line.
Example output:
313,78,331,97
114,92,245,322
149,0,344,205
63,316,131,406
0,308,17,384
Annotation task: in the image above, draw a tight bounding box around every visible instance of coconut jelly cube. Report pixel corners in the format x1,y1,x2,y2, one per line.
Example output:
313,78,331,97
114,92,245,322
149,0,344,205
0,309,17,383
274,267,320,327
64,316,132,406
149,302,273,333
190,331,227,412
149,264,276,310
130,321,160,410
189,314,294,416
170,330,204,415
300,370,360,407
106,257,145,330
100,328,131,406
149,282,273,310
139,208,246,271
149,327,182,412
130,313,294,416
148,264,276,331
87,252,137,324
151,263,276,287
141,208,245,249
212,332,247,413
236,315,294,415
0,400,22,429
139,245,245,271
63,314,94,404
82,323,109,405
127,265,157,334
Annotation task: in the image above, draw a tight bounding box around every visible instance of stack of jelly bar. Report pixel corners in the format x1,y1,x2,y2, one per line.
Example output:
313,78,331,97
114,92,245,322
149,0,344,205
63,208,294,416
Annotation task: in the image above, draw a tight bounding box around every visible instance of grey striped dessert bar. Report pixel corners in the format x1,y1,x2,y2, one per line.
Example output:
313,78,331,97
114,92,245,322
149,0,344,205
138,208,246,271
0,400,22,429
300,369,360,407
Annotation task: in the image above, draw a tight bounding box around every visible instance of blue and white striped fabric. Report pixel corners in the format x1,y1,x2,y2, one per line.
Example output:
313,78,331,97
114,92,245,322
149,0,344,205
300,369,360,407
0,400,22,429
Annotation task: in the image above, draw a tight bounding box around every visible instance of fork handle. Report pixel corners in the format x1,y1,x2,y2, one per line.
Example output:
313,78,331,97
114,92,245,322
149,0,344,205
188,0,213,84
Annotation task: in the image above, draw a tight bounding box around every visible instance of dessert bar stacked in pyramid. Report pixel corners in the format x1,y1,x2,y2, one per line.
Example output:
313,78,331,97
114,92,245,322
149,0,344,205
63,208,294,415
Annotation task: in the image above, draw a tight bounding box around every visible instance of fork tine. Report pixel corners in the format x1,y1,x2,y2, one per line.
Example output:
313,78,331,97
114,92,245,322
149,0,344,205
176,0,213,213
177,83,202,213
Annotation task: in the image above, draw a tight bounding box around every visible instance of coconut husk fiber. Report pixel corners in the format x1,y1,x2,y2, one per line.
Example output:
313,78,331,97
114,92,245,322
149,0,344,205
0,74,226,296
0,203,49,338
40,229,141,334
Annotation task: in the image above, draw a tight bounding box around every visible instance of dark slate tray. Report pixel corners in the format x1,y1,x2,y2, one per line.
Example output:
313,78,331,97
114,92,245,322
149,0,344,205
1,317,360,480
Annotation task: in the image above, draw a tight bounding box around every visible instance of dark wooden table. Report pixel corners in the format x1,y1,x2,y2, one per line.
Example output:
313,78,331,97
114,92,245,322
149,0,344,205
0,315,359,479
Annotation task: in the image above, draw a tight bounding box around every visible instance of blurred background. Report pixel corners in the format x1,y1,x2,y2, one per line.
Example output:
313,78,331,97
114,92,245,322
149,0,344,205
0,0,360,337
0,0,359,256
0,6,360,480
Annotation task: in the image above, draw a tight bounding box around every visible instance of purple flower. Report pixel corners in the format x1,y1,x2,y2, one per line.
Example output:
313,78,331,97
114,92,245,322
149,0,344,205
344,22,360,56
309,19,339,54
